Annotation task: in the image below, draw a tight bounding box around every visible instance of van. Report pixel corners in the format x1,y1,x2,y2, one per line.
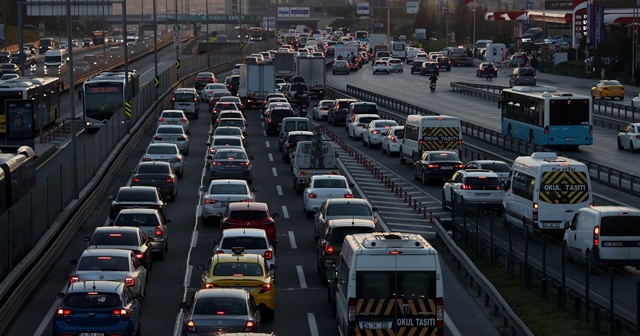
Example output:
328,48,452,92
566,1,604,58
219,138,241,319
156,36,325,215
389,41,406,61
564,206,640,267
399,115,462,164
503,152,592,234
39,38,57,54
484,43,506,64
509,66,537,87
172,88,199,119
43,49,68,75
278,117,312,151
327,232,443,336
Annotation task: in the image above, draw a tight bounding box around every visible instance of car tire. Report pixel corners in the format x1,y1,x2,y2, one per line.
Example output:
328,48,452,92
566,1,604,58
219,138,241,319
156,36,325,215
630,141,636,153
421,172,428,185
399,150,406,164
618,137,624,150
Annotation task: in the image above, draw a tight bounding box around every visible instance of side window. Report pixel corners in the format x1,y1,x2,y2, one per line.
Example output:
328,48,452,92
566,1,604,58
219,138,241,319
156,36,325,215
511,171,535,201
571,213,580,230
322,226,331,240
338,258,349,295
139,231,147,245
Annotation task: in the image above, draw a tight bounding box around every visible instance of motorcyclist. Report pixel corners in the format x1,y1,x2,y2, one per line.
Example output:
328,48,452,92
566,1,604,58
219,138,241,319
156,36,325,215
295,89,308,116
429,74,438,84
30,58,37,67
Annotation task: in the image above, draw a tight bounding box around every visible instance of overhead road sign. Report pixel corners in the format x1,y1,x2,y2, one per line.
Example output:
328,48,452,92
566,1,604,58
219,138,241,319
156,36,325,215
26,0,113,16
357,2,370,15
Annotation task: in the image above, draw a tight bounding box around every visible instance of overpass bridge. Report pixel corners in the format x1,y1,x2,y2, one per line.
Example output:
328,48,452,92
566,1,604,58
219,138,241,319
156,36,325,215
105,14,323,30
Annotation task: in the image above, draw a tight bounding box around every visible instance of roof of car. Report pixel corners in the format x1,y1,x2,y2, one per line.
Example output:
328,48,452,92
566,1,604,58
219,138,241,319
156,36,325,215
116,208,162,215
80,248,134,258
118,185,158,192
195,288,250,300
221,228,269,238
326,218,376,228
209,179,249,186
93,226,142,235
325,198,370,206
228,202,269,210
459,169,498,177
213,251,264,264
67,280,126,293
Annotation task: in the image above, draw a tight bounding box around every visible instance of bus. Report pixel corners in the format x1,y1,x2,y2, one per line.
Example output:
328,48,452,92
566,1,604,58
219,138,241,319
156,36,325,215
500,86,593,148
92,30,107,45
354,30,369,43
0,77,61,138
250,27,263,41
0,146,36,216
83,70,140,132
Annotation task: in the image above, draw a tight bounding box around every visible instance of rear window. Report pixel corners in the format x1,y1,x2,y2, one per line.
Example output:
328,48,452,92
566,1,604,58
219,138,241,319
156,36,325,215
518,69,535,76
213,138,242,146
147,145,178,155
136,164,170,174
394,129,405,137
284,121,309,132
157,127,183,134
356,271,437,299
600,216,640,236
290,83,309,92
90,231,138,246
210,184,248,195
358,117,379,124
219,112,243,120
114,214,158,227
428,153,459,161
271,110,295,119
173,93,196,101
116,189,157,202
314,179,347,188
464,177,500,190
219,120,245,128
337,101,354,109
327,204,372,216
480,162,511,173
229,210,268,220
221,237,268,249
288,135,313,143
64,293,122,308
214,151,247,160
161,112,184,118
77,256,129,271
194,297,247,315
352,104,377,114
213,262,264,276
329,226,375,244
214,128,242,136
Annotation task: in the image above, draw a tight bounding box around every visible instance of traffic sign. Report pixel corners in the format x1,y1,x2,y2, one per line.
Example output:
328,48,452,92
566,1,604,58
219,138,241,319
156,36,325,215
154,76,159,88
173,25,180,32
176,59,181,69
239,42,244,49
124,101,132,118
174,39,181,50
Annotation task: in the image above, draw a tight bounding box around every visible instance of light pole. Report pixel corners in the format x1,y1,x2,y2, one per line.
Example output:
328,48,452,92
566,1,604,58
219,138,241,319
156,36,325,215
153,0,159,98
205,0,210,67
472,8,476,48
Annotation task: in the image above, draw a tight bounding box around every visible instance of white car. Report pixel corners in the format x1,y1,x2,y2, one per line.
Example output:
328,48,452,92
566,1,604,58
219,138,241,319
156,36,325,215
381,126,405,156
362,119,399,148
206,135,244,163
441,169,504,211
388,58,403,72
152,125,190,155
313,100,334,121
231,64,241,76
617,122,640,152
201,179,255,223
347,114,380,139
372,60,390,74
462,160,512,184
214,228,276,267
632,94,640,108
414,53,429,62
303,175,353,218
142,143,184,177
200,83,228,102
157,110,189,133
210,126,246,147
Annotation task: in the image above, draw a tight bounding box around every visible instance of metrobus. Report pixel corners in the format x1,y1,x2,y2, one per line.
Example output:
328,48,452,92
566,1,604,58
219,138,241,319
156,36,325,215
83,70,140,132
0,77,61,138
249,27,263,41
354,30,369,43
500,86,593,148
92,30,107,45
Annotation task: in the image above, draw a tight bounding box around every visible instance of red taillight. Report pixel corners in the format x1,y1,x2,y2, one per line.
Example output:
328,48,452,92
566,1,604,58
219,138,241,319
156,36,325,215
153,136,162,140
593,226,600,246
436,297,444,327
132,177,140,183
544,126,549,135
344,193,353,198
216,250,224,254
308,193,317,198
177,136,186,141
532,202,538,224
267,118,272,123
142,157,152,161
460,184,471,190
158,117,165,122
180,118,187,122
193,97,198,102
204,198,216,204
186,320,196,333
165,178,174,183
259,283,272,293
69,275,79,284
324,245,334,254
427,164,439,168
112,308,128,316
125,276,135,287
347,297,356,325
390,136,397,142
454,164,464,169
240,162,250,166
244,321,255,332
205,283,215,288
263,251,273,260
371,130,381,134
136,253,144,259
155,225,163,236
57,308,73,317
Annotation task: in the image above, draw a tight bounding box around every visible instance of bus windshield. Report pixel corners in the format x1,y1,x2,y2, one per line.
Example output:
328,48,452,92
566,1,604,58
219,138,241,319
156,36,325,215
548,99,590,126
84,86,124,120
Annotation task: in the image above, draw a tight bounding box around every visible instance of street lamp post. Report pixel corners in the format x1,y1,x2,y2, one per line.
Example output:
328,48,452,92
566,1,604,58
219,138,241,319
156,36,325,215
205,0,210,67
473,8,476,50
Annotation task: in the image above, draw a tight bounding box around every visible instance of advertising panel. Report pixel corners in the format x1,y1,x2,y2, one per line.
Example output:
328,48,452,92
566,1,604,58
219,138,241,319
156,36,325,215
289,7,310,17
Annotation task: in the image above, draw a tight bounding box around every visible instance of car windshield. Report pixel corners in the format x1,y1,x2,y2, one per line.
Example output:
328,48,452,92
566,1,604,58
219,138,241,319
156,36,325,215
358,117,378,124
219,120,245,128
136,164,170,174
221,237,268,249
114,214,158,227
374,121,397,128
327,204,372,216
479,162,511,173
213,262,264,276
314,179,347,188
604,80,621,86
228,210,268,220
210,184,248,194
215,128,242,136
64,293,121,308
77,256,129,271
330,226,375,244
193,297,247,315
206,84,227,90
147,145,178,155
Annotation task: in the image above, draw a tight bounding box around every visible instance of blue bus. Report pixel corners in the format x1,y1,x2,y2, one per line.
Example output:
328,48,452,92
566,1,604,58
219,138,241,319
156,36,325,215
500,86,593,148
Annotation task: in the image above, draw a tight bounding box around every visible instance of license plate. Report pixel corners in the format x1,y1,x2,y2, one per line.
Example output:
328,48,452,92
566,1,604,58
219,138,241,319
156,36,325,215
80,333,105,336
564,138,574,141
440,166,453,170
220,201,228,206
361,322,392,329
475,193,491,196
603,241,623,247
224,164,234,168
168,120,178,124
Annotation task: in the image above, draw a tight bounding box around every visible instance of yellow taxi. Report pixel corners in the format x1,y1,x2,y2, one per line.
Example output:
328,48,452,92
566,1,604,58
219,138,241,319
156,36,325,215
197,247,277,321
591,80,624,100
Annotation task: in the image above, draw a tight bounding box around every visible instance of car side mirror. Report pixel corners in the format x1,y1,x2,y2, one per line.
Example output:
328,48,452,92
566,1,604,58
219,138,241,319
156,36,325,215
179,302,189,309
272,212,281,219
196,263,206,271
326,265,337,283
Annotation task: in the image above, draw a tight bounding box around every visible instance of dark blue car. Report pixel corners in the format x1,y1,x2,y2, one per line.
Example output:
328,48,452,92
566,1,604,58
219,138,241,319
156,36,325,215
53,280,141,336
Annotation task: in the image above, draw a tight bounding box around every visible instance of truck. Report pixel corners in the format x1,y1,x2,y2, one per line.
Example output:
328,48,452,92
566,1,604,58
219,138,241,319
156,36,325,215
292,125,339,193
296,57,326,99
367,34,389,49
238,63,276,108
334,42,358,61
448,48,474,67
274,52,296,80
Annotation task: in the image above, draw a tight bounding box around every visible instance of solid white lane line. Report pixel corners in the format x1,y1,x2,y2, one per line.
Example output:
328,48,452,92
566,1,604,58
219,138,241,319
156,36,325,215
307,313,320,336
445,312,462,336
297,265,307,288
33,284,68,336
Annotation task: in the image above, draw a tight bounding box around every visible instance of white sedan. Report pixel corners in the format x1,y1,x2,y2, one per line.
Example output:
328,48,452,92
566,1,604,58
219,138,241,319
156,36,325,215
372,60,390,74
303,175,353,218
363,120,399,148
632,94,640,108
157,110,189,133
313,100,334,121
347,114,380,139
200,83,228,102
381,126,405,156
201,179,255,223
617,122,640,152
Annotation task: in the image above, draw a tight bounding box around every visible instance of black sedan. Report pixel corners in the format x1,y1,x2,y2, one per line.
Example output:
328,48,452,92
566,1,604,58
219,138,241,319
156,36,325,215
131,161,178,201
420,61,439,76
209,147,254,184
476,62,498,78
413,150,463,185
410,60,424,74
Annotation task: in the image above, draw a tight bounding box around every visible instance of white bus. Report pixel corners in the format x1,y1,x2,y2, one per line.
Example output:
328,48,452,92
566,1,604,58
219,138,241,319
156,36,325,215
82,70,140,132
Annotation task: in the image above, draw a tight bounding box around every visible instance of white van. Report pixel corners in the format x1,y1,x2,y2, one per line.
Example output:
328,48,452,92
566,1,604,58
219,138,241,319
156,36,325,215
278,117,312,151
484,43,507,64
399,115,462,164
564,206,640,267
43,49,69,75
503,152,592,234
389,41,407,61
327,232,443,336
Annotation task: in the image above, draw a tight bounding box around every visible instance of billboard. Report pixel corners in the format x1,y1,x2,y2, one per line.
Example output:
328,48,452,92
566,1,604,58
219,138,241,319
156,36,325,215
356,2,369,15
289,7,310,17
5,100,35,140
277,7,290,17
407,2,419,14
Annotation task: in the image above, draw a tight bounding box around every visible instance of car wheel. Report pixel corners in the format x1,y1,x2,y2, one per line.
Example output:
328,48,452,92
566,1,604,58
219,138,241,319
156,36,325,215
399,150,406,164
441,190,448,210
363,137,368,147
421,172,428,185
630,141,636,153
332,71,336,74
618,137,624,150
165,240,169,252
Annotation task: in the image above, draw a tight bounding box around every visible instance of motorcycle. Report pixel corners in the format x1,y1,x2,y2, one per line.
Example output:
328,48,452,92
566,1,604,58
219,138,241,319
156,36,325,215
298,103,307,117
30,64,37,75
430,81,436,93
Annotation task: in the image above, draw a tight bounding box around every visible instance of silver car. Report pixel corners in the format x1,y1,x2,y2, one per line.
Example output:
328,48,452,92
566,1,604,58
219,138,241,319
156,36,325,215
112,208,170,260
215,228,276,267
206,135,244,163
201,179,255,224
157,109,189,133
179,289,261,334
69,249,148,298
211,126,246,147
363,119,399,148
142,143,184,177
200,83,228,102
152,125,190,155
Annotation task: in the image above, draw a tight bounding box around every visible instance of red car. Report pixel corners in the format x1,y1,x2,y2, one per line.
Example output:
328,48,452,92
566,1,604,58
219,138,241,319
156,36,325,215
220,202,280,244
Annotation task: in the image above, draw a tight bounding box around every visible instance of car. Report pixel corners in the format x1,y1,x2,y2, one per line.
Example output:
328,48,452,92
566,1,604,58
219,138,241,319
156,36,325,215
141,143,184,178
262,93,286,110
284,81,310,107
109,186,168,220
303,175,353,218
413,150,464,184
24,43,36,55
544,35,563,44
617,122,640,152
73,60,89,72
387,58,403,72
218,118,248,135
591,80,624,100
157,109,189,133
197,248,277,320
131,161,178,201
0,51,10,63
244,56,259,65
509,66,537,87
112,208,170,260
476,62,498,78
436,57,451,71
214,110,245,128
362,119,399,148
227,75,240,95
220,202,280,244
83,226,153,271
264,101,291,118
179,288,262,334
211,101,241,122
0,73,19,81
206,135,245,162
211,126,246,147
282,131,313,163
372,60,390,74
231,63,242,76
200,83,227,101
172,88,199,119
315,218,376,283
195,72,216,91
265,108,295,136
347,114,380,139
214,228,275,267
81,38,94,47
313,99,334,121
420,61,439,76
0,63,19,75
152,125,190,154
509,52,529,67
250,53,265,64
53,281,141,336
332,60,350,75
441,169,504,211
114,35,124,44
313,198,379,238
327,98,357,126
207,89,232,108
380,125,404,156
428,52,443,61
410,60,424,74
414,52,429,62
202,179,255,223
633,94,640,108
208,147,254,183
69,249,148,298
462,160,511,184
219,96,244,113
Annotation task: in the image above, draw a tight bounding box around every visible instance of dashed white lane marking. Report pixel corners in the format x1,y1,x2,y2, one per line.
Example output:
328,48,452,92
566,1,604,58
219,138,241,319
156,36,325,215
288,231,297,249
297,265,307,288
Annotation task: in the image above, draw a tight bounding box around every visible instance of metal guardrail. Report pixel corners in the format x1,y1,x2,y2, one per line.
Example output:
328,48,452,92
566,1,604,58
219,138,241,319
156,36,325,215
345,84,640,198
